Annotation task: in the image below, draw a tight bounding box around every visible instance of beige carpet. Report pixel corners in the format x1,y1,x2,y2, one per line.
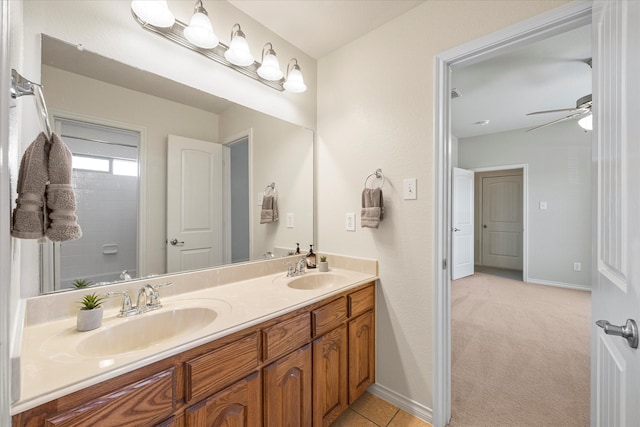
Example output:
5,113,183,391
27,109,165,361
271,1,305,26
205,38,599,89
448,272,591,427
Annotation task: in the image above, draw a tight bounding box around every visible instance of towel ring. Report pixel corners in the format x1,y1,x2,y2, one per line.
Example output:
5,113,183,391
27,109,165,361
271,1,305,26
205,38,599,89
364,169,385,189
264,182,276,196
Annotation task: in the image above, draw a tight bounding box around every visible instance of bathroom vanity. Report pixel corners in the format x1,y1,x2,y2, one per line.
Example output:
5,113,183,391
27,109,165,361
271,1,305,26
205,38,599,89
11,257,377,426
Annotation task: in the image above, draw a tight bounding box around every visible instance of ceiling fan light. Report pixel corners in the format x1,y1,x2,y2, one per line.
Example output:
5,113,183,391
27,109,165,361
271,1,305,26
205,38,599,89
131,0,175,28
578,114,592,131
225,25,254,66
184,10,219,49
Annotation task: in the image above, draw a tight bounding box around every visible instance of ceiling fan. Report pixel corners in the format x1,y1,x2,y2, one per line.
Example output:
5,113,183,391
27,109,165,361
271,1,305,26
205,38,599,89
526,93,592,132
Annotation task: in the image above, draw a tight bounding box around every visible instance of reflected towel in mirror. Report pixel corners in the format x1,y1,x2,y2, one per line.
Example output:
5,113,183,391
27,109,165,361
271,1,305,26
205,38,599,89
260,195,279,224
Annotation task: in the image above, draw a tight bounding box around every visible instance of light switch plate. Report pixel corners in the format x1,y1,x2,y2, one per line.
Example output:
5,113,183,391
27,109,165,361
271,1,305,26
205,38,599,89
403,178,417,200
257,192,264,206
286,213,294,228
539,201,548,210
346,212,356,231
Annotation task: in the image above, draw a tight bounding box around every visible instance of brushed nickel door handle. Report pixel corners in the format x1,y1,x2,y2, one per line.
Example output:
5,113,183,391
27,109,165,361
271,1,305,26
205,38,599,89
596,319,638,349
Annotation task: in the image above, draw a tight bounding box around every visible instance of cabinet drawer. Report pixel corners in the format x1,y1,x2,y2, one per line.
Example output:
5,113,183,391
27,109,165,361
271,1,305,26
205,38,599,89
312,296,347,337
348,285,375,318
45,368,175,427
185,333,259,403
263,312,310,363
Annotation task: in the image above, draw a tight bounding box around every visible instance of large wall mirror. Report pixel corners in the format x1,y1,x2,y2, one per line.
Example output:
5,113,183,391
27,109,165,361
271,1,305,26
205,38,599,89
38,35,314,294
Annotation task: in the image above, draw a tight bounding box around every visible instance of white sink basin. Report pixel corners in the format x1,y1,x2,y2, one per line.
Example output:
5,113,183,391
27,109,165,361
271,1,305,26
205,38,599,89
285,273,347,290
76,306,218,357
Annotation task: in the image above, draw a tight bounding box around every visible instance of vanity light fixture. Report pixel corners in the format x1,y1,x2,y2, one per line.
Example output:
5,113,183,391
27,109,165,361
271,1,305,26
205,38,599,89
257,43,284,81
183,0,219,49
283,59,307,93
130,1,306,93
224,24,254,66
131,0,175,29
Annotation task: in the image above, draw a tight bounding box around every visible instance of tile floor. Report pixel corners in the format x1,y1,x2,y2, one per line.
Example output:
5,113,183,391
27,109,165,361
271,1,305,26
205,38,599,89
331,392,432,427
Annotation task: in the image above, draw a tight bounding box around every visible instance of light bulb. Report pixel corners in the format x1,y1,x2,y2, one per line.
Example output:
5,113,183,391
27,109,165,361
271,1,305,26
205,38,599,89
184,10,219,49
131,0,175,28
284,62,307,93
257,44,283,81
225,25,254,66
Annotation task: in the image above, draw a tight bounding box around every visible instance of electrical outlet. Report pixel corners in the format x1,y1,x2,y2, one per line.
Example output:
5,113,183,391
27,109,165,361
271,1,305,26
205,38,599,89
539,201,548,210
573,262,582,272
286,213,294,228
346,212,356,231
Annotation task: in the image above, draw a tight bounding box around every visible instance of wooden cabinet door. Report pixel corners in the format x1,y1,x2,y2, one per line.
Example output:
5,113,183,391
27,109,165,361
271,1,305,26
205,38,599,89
185,371,261,427
348,310,375,404
313,325,347,427
263,344,312,427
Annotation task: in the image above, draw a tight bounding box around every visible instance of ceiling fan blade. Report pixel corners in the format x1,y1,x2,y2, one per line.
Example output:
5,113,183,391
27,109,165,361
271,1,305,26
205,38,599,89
526,111,587,132
527,107,587,116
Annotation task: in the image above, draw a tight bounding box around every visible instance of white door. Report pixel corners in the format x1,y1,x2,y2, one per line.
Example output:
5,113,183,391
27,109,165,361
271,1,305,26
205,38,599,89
452,168,474,280
167,135,223,273
591,1,640,425
481,174,523,270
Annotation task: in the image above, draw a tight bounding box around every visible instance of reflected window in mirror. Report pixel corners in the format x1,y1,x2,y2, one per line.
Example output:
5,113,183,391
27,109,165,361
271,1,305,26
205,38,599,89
41,118,140,293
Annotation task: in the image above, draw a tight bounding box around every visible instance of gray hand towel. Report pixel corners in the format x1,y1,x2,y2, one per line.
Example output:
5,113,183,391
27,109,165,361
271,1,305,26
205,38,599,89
11,132,49,239
361,187,384,229
260,194,279,224
45,133,82,241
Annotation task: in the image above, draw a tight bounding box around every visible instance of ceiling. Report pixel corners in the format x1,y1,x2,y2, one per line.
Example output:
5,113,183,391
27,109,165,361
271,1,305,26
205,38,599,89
452,24,592,138
227,0,425,59
228,1,591,138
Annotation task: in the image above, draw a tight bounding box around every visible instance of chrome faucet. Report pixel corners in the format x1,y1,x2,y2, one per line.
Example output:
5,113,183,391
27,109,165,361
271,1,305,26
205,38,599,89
285,258,307,277
137,282,172,313
296,257,307,275
106,290,137,317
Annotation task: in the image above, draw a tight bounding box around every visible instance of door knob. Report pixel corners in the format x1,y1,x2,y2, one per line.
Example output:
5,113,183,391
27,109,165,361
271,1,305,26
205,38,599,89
453,228,461,232
596,319,638,349
170,238,185,246
483,224,487,228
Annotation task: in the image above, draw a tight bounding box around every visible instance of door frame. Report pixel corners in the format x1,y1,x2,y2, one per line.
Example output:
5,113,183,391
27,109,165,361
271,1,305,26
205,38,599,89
432,3,592,426
220,129,253,264
473,164,528,280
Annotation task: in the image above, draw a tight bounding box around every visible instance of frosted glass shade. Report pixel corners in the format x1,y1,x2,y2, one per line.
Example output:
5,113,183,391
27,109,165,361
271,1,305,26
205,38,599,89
184,12,219,49
578,114,592,131
131,0,175,28
225,34,254,66
284,66,307,93
257,53,283,81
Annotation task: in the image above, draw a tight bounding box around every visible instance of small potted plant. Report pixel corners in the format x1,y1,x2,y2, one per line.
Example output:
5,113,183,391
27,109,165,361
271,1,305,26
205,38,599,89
72,279,93,289
77,292,105,332
318,256,329,272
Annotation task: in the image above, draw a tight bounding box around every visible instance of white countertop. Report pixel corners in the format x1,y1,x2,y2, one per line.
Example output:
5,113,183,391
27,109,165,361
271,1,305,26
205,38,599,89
13,268,376,415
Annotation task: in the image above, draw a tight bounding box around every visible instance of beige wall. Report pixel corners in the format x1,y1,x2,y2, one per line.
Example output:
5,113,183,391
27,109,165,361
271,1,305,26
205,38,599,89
317,0,570,413
219,104,314,260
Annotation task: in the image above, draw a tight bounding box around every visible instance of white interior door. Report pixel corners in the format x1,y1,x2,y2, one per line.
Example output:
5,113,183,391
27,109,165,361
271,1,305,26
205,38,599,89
591,1,640,425
452,168,474,280
481,174,523,270
167,135,223,273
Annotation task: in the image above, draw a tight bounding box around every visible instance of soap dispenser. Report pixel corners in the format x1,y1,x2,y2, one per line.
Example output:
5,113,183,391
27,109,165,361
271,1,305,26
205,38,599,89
306,244,316,269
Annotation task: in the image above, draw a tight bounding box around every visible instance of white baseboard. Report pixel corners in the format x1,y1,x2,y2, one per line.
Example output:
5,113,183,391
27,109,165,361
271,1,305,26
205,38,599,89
368,383,433,424
526,277,591,292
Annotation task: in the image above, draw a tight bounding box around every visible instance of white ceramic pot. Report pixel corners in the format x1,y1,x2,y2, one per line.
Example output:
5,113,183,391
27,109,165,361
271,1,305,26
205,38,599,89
77,306,103,332
318,261,329,272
